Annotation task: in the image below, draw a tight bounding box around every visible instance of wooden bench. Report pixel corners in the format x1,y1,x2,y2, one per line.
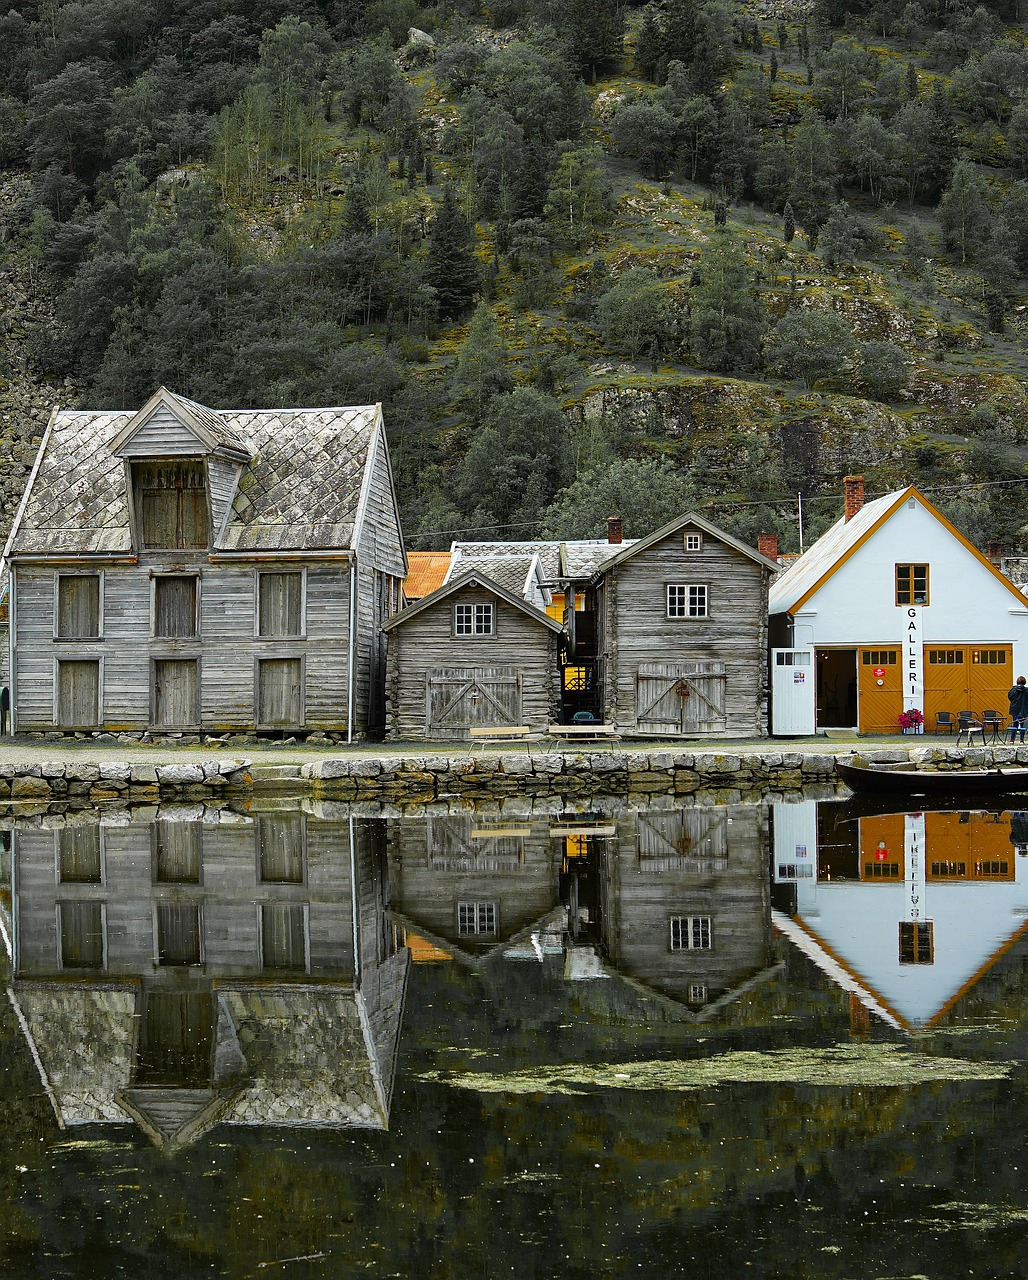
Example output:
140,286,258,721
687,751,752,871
547,723,623,749
466,725,544,754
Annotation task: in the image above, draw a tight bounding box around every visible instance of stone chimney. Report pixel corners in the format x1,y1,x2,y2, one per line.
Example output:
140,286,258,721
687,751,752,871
757,533,779,562
607,515,623,545
843,475,864,522
987,540,1003,566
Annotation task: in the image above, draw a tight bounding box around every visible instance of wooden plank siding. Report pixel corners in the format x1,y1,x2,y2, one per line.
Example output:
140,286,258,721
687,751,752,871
13,561,352,732
602,804,771,1006
601,530,771,738
384,584,560,740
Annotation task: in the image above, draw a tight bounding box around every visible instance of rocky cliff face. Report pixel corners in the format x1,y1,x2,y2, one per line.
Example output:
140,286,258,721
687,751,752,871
0,174,79,539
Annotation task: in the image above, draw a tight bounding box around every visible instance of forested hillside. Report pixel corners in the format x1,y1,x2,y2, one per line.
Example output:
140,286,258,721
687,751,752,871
2,0,1028,552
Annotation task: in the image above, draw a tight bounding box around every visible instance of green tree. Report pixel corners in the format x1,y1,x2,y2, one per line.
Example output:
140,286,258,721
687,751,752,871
858,339,911,401
689,232,766,372
789,109,837,233
543,146,612,245
938,158,993,264
766,306,855,389
815,37,872,118
540,457,697,539
425,187,479,320
595,267,678,358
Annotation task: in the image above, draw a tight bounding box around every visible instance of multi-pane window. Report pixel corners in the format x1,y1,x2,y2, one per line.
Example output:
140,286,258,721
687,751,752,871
684,533,703,551
861,650,897,666
667,584,708,618
778,863,814,879
972,649,1008,665
670,915,712,950
864,862,900,878
932,861,966,877
688,983,708,1003
899,920,933,965
975,859,1009,876
154,575,198,638
258,572,303,637
134,460,207,549
455,603,494,636
895,563,929,606
928,649,963,665
457,901,497,935
56,574,100,639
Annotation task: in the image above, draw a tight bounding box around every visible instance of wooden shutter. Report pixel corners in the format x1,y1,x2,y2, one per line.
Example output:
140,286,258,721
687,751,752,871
57,660,100,727
155,822,201,883
261,903,307,970
57,826,101,882
156,902,201,965
59,901,103,968
56,575,99,638
258,573,302,636
258,658,303,726
257,813,305,882
135,461,207,549
154,576,197,638
153,659,198,727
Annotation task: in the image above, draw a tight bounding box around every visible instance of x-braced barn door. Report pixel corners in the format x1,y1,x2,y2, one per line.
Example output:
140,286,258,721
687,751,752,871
426,667,522,739
635,662,727,735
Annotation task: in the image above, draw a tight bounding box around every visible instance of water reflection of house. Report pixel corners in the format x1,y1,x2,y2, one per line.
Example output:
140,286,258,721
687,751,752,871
387,815,559,963
4,812,408,1148
772,799,1028,1032
599,805,775,1014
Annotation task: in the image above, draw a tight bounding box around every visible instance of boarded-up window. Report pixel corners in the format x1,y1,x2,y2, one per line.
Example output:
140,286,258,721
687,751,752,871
153,659,198,727
154,576,198,638
257,813,305,882
156,902,201,965
154,822,201,883
261,903,307,970
56,575,100,639
59,901,104,969
258,572,303,636
258,658,303,726
57,826,101,883
57,660,100,727
134,460,207,549
135,991,214,1087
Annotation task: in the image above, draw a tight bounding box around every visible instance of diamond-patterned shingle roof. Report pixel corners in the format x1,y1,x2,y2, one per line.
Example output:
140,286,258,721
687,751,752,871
10,401,381,555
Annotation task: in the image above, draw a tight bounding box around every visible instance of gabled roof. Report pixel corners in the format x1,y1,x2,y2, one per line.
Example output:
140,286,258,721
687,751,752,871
769,485,1028,615
590,510,780,582
450,540,564,579
7,396,386,556
109,386,252,459
382,568,563,633
404,551,451,600
446,550,551,604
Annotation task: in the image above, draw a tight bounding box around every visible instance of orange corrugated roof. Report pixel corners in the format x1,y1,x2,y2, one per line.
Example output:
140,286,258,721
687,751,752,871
404,551,451,600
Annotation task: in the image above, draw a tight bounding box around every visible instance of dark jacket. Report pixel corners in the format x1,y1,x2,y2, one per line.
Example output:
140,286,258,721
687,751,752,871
1009,683,1028,721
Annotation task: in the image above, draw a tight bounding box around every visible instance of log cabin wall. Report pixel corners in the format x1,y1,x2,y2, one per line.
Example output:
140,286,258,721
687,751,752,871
384,582,560,741
12,559,352,733
600,527,771,737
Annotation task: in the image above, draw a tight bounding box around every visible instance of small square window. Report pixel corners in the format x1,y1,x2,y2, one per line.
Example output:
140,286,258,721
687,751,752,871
684,533,703,552
455,602,494,635
667,584,708,618
898,920,933,964
670,915,712,949
457,901,497,935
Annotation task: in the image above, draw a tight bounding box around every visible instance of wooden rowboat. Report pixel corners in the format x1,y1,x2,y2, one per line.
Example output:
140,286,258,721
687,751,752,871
837,758,1028,796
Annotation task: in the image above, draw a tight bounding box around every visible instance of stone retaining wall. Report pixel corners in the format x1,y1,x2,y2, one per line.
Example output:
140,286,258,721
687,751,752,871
0,742,1018,804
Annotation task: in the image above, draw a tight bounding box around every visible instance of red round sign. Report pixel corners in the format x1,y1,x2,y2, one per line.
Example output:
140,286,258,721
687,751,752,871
873,666,886,678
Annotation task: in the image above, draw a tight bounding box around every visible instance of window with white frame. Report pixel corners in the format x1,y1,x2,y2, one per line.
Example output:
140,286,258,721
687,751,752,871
667,584,708,618
457,901,497,935
670,915,712,950
688,983,708,1003
455,602,494,636
684,532,703,552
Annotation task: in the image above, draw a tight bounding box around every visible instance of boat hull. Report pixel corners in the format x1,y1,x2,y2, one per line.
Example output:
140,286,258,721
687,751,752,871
836,759,1028,796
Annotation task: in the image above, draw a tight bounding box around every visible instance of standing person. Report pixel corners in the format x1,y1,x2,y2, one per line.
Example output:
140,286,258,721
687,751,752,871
1009,675,1028,743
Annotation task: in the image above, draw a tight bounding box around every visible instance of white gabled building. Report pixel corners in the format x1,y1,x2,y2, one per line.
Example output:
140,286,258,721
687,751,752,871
768,477,1028,735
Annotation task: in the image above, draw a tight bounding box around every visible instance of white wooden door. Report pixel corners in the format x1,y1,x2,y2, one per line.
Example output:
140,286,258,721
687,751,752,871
771,648,816,735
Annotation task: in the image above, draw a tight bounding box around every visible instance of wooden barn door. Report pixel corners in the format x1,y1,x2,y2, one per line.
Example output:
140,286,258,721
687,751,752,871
426,668,521,738
635,662,726,735
968,645,1013,720
57,660,99,728
856,647,901,733
153,659,198,727
258,658,303,727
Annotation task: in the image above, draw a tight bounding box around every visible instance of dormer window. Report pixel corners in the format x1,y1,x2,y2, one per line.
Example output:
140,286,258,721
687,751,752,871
133,460,208,549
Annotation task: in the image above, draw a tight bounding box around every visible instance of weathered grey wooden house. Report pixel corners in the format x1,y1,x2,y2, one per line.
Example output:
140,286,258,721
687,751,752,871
3,388,406,737
568,513,778,737
382,570,562,740
3,810,408,1148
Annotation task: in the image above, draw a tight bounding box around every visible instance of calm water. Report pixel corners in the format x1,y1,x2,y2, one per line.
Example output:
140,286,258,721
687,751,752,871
1,795,1028,1278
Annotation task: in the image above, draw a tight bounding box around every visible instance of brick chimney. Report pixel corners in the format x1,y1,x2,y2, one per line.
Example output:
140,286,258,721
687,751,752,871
843,475,864,522
757,533,779,562
607,515,623,545
987,540,1003,566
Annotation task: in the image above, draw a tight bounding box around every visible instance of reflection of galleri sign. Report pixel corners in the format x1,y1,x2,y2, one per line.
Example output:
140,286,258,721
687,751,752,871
905,812,926,922
904,606,923,708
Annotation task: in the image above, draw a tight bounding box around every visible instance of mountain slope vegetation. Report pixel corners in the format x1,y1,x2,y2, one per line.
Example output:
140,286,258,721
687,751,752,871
2,0,1028,552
